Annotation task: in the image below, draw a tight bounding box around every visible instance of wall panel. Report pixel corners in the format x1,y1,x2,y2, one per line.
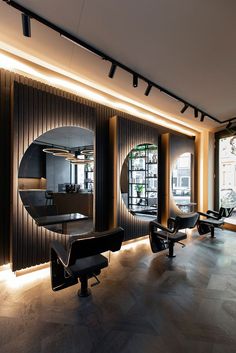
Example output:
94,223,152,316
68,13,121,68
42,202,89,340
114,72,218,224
0,67,193,270
110,116,160,240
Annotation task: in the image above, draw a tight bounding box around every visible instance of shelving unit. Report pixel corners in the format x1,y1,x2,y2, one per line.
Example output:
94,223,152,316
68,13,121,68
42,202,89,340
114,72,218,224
128,144,158,214
84,160,94,191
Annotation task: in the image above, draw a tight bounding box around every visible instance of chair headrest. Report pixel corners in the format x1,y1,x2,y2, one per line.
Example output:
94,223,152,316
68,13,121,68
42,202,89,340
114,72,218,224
68,227,124,266
175,212,199,230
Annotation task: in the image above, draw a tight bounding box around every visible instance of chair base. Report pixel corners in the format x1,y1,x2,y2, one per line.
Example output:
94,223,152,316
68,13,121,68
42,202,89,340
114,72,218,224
78,275,91,297
167,242,176,258
78,287,91,297
166,253,176,258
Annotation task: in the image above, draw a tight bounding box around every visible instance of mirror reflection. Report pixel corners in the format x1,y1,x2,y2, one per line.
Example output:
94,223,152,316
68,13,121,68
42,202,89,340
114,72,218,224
18,126,94,235
120,143,158,221
172,152,193,212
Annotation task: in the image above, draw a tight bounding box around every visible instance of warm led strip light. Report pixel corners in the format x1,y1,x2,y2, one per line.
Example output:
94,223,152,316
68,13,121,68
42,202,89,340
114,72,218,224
0,50,197,136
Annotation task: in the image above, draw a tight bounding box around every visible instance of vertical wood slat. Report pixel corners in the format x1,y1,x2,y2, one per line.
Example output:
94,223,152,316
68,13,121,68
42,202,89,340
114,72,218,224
0,67,196,271
0,71,12,265
11,81,96,271
110,116,160,241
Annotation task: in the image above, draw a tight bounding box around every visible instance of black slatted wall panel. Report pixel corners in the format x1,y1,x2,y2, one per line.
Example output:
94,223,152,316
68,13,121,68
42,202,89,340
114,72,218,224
111,116,160,240
0,68,183,271
0,70,12,265
12,81,96,271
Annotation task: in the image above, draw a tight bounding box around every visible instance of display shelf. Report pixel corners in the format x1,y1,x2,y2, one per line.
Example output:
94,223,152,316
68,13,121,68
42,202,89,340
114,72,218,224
128,143,158,211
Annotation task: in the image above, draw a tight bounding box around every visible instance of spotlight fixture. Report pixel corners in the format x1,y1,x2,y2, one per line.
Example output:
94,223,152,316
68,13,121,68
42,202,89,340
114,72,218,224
21,13,31,37
194,108,198,118
133,74,138,88
226,121,232,129
180,104,189,114
108,62,117,79
200,113,205,122
144,83,152,96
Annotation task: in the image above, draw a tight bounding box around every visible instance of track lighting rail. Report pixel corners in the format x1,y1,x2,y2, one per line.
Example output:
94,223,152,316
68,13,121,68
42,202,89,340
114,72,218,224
3,0,235,126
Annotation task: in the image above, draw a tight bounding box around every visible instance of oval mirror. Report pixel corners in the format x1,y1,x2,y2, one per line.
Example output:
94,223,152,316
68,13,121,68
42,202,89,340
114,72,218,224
18,126,94,235
120,143,158,221
172,152,193,213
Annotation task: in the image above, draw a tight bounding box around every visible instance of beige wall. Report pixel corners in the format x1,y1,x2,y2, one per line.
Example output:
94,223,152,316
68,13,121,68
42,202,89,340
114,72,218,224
196,130,215,212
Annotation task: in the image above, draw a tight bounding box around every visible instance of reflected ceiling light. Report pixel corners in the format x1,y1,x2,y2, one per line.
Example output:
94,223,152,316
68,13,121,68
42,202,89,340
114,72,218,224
194,108,198,118
21,13,31,37
53,152,74,157
180,104,189,114
66,157,77,161
108,62,117,79
70,159,93,164
144,83,152,96
133,74,138,88
80,149,94,155
43,148,69,154
200,113,205,122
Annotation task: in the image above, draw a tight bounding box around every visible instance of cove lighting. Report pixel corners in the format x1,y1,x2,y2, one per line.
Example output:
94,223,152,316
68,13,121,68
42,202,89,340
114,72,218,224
0,50,197,136
0,264,50,289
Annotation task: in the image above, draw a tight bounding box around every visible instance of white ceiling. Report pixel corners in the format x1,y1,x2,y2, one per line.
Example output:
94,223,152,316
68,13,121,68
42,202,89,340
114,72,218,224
1,0,236,129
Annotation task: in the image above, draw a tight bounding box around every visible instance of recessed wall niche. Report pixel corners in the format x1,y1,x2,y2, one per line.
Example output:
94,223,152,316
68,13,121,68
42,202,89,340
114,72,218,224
18,126,94,235
120,143,158,221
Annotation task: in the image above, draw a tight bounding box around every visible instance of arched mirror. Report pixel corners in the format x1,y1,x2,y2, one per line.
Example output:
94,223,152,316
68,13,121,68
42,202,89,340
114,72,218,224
172,152,193,213
120,143,158,221
18,126,94,235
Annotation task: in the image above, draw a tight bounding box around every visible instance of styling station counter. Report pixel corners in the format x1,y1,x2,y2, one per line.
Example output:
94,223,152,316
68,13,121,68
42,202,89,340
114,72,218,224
53,192,93,218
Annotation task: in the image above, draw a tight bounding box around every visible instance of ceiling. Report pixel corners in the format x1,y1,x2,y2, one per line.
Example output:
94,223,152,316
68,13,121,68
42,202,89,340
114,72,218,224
35,126,94,148
1,0,236,130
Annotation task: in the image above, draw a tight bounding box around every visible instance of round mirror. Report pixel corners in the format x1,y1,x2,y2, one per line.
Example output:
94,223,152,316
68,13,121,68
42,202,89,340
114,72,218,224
18,126,94,235
120,143,158,221
172,152,193,212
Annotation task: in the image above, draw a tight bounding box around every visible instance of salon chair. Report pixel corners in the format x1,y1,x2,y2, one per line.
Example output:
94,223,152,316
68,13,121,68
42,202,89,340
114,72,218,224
50,227,124,297
149,213,199,258
45,190,54,206
197,207,234,238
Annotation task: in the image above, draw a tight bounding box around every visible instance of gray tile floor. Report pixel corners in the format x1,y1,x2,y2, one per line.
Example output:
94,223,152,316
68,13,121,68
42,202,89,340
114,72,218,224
1,229,236,353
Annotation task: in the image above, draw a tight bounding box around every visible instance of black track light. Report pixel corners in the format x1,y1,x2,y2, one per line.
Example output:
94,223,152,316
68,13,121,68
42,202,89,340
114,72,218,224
144,83,152,96
180,104,189,114
226,121,232,129
200,113,205,122
194,108,198,118
21,13,31,37
108,62,117,79
133,74,138,88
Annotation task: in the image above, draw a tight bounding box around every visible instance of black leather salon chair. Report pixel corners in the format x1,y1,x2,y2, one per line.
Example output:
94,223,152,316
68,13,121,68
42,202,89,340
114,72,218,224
50,227,124,297
197,207,234,238
45,190,54,206
149,213,199,258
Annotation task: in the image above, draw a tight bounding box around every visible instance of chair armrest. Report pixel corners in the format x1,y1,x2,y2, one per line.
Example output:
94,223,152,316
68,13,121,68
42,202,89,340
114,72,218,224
149,220,174,234
50,240,68,267
207,210,220,217
167,217,175,229
198,211,218,220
